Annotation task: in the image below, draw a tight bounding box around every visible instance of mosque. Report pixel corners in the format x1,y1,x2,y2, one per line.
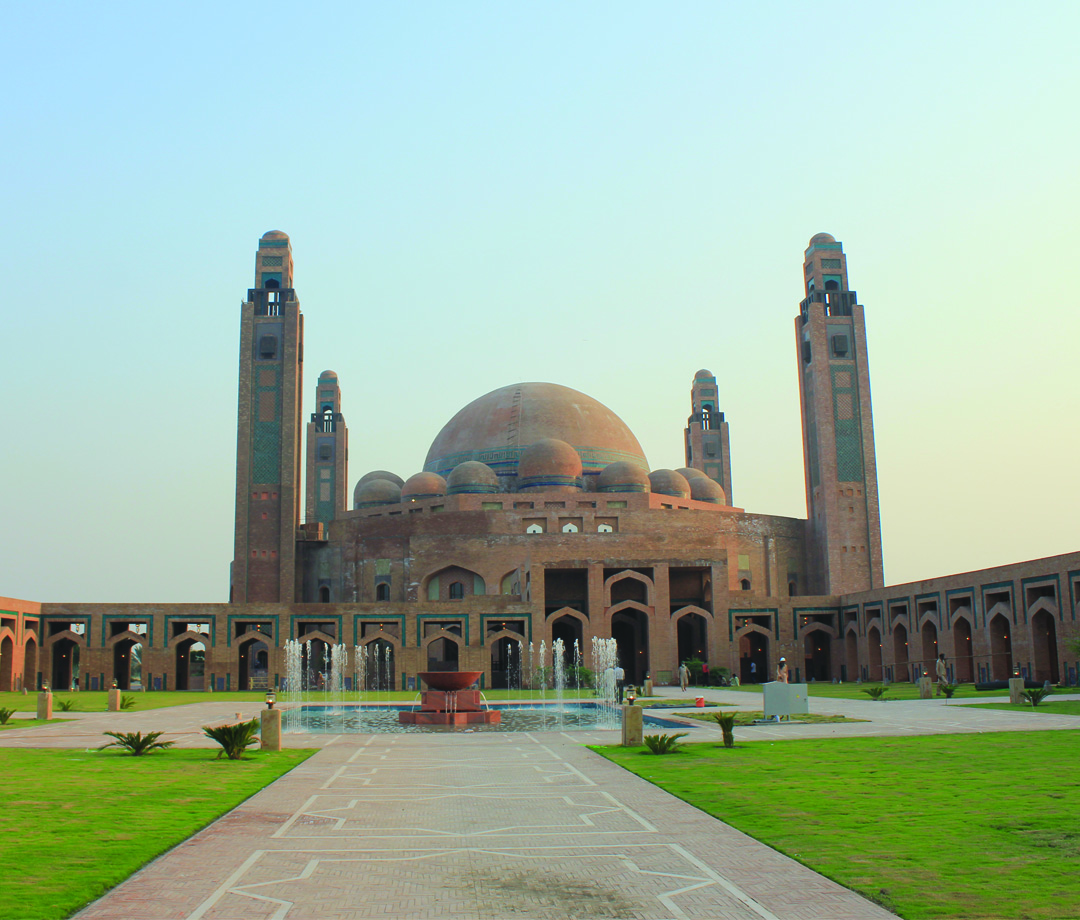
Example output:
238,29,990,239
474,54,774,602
2,232,1077,694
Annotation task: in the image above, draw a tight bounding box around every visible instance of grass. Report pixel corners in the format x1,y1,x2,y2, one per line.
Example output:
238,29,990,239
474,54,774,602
640,698,730,709
718,682,990,700
674,710,862,726
962,700,1080,716
0,687,575,713
0,748,312,920
594,731,1080,919
0,718,72,732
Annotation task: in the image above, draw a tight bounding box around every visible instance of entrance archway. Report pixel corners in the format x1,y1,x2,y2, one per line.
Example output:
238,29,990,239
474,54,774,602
490,638,522,690
676,613,708,665
0,635,13,691
175,639,206,691
302,638,330,690
804,629,831,682
738,631,768,683
51,639,80,691
113,640,142,690
551,615,584,667
1031,611,1059,684
893,624,910,681
845,631,858,682
867,626,883,681
239,637,269,690
362,638,395,690
989,614,1012,681
921,622,939,679
611,609,649,684
426,636,459,672
23,637,37,690
954,617,974,682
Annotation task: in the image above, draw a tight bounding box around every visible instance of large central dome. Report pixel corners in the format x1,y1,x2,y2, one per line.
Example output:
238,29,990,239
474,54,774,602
424,383,648,486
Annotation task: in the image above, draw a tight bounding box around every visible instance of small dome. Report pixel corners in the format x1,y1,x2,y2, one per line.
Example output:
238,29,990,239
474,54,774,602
261,230,289,241
446,461,499,495
694,369,714,381
517,439,583,492
354,478,402,508
597,461,651,493
357,470,404,489
809,232,835,245
648,469,691,499
319,369,338,381
689,477,727,504
675,467,708,482
401,472,447,500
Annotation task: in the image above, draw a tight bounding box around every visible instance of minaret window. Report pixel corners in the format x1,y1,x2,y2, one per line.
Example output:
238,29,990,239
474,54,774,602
376,583,390,601
700,407,711,430
448,582,465,600
321,408,335,432
258,335,278,360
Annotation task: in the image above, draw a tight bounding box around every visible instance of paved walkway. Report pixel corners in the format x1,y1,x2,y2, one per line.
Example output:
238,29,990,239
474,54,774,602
5,692,1075,919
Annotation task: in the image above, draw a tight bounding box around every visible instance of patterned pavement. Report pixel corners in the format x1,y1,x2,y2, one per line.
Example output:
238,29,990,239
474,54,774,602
8,691,1075,919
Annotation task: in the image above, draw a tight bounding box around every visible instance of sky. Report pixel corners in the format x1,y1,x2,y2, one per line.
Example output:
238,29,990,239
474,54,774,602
2,1,1078,603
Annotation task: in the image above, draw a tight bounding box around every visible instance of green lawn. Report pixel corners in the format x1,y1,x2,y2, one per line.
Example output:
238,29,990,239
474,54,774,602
962,700,1080,716
0,748,312,920
595,731,1080,919
672,710,863,726
714,682,990,701
0,687,573,713
0,718,72,732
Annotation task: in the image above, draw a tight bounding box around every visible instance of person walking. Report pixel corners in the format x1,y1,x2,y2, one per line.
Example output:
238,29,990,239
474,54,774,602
614,664,625,703
935,653,948,695
678,662,690,691
776,657,789,683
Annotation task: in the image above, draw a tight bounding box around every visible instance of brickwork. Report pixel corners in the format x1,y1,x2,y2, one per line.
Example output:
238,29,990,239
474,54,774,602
0,596,40,691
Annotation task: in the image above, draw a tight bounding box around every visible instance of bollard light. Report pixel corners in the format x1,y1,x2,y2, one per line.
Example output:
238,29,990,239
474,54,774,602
265,689,276,709
627,689,636,705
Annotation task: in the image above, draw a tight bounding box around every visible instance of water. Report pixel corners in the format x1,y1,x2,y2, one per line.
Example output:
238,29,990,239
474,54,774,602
286,702,640,734
281,635,625,733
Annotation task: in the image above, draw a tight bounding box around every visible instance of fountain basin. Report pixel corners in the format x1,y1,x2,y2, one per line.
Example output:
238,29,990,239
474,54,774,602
399,672,499,726
417,671,483,691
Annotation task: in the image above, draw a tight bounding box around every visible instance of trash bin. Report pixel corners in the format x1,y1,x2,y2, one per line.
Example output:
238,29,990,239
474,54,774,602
695,697,705,708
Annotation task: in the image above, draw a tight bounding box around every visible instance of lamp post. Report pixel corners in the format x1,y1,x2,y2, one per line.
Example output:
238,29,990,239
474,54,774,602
265,689,276,709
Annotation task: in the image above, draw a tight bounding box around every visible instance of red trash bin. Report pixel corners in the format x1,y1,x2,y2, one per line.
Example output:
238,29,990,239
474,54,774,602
695,697,705,708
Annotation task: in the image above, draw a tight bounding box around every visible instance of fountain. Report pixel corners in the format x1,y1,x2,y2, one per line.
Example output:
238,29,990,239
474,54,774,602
397,671,502,726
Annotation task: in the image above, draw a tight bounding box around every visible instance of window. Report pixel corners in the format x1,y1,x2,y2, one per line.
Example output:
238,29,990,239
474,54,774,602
376,583,390,601
526,523,544,534
258,335,278,359
597,524,613,533
740,578,751,591
319,586,330,603
448,581,465,600
561,522,579,533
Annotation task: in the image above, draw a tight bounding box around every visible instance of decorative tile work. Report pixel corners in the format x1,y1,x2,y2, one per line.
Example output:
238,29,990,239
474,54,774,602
831,365,863,482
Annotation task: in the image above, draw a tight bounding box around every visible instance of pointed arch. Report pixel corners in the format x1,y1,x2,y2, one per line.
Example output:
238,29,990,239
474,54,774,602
168,629,212,649
106,629,147,649
422,565,487,602
603,570,654,607
672,604,713,621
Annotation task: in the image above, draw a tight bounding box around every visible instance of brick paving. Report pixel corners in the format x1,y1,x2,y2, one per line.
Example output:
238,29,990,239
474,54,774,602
5,693,1073,919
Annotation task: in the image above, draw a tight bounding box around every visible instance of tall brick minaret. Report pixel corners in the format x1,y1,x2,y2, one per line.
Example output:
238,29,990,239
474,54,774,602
231,231,304,603
795,233,883,595
305,370,348,528
683,369,732,503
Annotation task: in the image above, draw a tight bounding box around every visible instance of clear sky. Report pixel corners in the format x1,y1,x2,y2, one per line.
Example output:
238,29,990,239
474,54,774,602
2,2,1078,603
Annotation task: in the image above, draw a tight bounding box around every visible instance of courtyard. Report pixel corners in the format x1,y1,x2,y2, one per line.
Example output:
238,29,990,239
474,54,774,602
1,687,1078,919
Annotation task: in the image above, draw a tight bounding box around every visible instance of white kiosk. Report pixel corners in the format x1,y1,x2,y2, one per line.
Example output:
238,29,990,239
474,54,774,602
762,681,809,721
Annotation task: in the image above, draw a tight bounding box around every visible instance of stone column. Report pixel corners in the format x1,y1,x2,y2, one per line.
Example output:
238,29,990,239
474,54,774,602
107,688,122,712
1008,676,1024,705
918,675,933,699
621,704,643,746
36,690,53,721
260,707,282,751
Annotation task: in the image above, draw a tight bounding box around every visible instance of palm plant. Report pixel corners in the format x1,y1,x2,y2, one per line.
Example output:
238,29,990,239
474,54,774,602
101,730,174,756
56,698,77,711
642,732,688,754
1022,687,1053,708
119,694,138,710
940,683,958,703
713,711,737,748
203,718,260,759
862,685,889,701
0,708,14,725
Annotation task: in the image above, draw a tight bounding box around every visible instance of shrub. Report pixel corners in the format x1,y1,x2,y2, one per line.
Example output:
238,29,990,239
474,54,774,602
643,732,688,755
1022,687,1053,708
203,719,260,760
101,730,175,756
0,708,14,725
56,699,77,712
120,694,138,710
568,666,594,688
940,683,958,702
862,685,889,701
713,711,737,748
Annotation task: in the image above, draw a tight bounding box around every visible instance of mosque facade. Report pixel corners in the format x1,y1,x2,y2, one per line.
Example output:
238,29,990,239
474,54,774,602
4,233,1078,694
